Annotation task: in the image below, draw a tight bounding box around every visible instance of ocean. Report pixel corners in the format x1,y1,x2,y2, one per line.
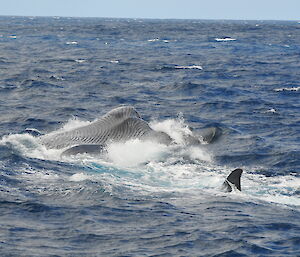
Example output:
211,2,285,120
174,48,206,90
0,16,300,256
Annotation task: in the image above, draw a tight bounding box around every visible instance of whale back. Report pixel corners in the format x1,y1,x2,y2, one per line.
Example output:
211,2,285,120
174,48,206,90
40,106,152,149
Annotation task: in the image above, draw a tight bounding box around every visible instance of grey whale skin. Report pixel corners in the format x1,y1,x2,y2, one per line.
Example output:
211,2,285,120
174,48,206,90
39,106,218,155
39,106,242,192
39,106,173,154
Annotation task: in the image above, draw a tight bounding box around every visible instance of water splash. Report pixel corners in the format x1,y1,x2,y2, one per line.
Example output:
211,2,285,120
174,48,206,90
1,117,299,207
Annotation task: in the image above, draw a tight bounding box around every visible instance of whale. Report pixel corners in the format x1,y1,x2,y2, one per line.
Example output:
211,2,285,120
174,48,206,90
39,106,174,155
39,105,241,192
222,168,243,192
39,106,220,156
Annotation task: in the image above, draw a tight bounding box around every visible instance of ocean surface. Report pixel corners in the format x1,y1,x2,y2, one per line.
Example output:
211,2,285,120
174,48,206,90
0,16,300,256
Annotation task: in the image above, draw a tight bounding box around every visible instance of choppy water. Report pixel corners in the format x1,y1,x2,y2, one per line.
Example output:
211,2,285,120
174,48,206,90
0,16,300,256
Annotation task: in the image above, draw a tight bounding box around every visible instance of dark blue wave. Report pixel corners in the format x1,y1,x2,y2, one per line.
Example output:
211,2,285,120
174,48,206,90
0,17,300,256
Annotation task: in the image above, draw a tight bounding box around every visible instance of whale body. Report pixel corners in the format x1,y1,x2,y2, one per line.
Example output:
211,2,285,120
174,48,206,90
39,106,220,155
39,106,173,154
38,105,240,193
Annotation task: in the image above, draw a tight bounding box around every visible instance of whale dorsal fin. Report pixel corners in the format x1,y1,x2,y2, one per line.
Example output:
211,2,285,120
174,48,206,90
223,168,243,192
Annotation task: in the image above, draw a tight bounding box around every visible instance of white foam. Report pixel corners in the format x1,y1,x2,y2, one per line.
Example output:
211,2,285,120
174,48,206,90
185,146,212,162
242,173,300,206
215,37,236,42
106,139,168,167
0,133,64,160
75,59,86,63
66,41,78,45
274,86,300,92
148,38,159,42
69,173,90,182
265,108,277,113
25,128,42,134
149,117,193,145
0,118,91,161
175,65,203,70
2,117,299,207
53,117,91,134
51,75,65,80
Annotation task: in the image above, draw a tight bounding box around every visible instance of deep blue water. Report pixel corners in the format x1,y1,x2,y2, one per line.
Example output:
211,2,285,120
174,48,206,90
0,16,300,256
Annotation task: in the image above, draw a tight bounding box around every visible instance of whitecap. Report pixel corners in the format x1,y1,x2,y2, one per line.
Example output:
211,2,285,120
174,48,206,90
148,38,159,42
66,41,78,45
274,87,300,92
0,118,92,161
185,146,212,162
175,65,203,70
242,173,300,207
265,108,277,113
69,173,91,182
215,37,236,42
106,139,168,167
2,115,299,207
75,59,86,63
50,75,65,81
149,117,193,145
0,133,63,161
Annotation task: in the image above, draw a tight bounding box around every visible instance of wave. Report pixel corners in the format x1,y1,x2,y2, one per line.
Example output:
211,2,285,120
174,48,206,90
274,86,300,92
147,38,159,42
1,117,299,207
175,65,203,70
19,79,64,89
147,38,172,43
215,37,236,42
75,59,86,63
152,64,203,72
65,41,78,45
